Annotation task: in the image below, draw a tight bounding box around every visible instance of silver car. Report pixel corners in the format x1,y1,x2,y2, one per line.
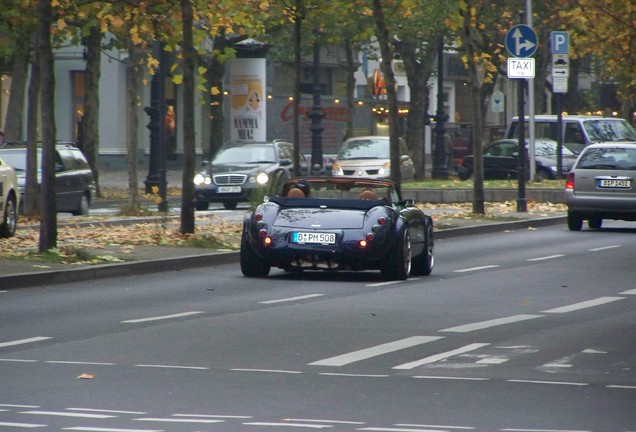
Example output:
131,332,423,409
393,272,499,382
331,136,415,180
564,142,636,230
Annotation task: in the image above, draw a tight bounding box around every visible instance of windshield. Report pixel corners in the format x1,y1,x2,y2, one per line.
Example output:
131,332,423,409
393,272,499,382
212,145,276,164
337,139,390,160
577,147,636,170
583,120,636,142
535,141,575,157
0,150,39,171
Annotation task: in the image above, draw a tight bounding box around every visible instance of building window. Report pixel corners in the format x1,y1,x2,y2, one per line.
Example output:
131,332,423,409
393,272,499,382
71,71,85,143
300,67,332,95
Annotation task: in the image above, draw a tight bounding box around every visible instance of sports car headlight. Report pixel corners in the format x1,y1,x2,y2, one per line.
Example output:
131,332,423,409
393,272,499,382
256,172,269,185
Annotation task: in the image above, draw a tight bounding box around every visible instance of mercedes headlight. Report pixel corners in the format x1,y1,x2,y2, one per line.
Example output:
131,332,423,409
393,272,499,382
256,172,269,185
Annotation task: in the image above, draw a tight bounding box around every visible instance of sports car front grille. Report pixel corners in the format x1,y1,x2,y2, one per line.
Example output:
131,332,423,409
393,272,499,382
213,174,247,185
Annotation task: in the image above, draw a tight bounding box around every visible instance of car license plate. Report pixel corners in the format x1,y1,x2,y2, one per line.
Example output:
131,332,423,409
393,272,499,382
217,186,242,193
293,232,336,244
597,179,631,189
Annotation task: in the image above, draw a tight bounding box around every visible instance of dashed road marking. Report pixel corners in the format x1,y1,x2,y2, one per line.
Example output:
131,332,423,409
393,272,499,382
440,315,544,333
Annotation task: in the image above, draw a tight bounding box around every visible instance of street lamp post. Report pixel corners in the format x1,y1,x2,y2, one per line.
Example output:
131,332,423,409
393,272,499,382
432,37,449,179
309,30,325,175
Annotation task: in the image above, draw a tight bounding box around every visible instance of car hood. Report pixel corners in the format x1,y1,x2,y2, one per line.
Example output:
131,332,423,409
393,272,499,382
204,162,276,175
274,208,365,229
334,159,387,168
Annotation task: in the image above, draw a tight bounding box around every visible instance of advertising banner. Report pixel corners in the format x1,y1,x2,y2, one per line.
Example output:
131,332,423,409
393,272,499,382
230,58,266,141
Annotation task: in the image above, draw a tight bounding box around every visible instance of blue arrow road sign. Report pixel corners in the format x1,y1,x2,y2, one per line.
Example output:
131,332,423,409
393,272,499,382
505,25,537,58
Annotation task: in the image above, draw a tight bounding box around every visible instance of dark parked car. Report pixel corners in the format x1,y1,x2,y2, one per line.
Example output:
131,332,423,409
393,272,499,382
564,142,636,230
0,142,96,215
458,138,576,181
240,177,434,280
194,140,306,210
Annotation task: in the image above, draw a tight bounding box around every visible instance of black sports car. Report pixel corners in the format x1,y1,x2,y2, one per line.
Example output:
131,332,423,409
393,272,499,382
240,177,434,280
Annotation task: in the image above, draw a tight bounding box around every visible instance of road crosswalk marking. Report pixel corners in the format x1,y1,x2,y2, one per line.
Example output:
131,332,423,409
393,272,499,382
309,336,443,367
393,343,490,370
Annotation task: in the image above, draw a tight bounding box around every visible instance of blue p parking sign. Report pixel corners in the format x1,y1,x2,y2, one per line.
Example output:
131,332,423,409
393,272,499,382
551,31,569,54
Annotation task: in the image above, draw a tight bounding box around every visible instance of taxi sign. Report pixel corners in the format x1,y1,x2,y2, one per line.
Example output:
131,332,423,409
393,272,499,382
507,58,535,78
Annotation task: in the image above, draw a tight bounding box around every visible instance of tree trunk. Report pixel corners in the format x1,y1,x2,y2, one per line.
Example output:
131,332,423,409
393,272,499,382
37,0,57,251
372,0,401,188
82,26,102,196
125,45,142,213
292,0,303,177
343,40,356,141
24,41,41,217
204,47,225,160
180,0,196,234
4,39,30,141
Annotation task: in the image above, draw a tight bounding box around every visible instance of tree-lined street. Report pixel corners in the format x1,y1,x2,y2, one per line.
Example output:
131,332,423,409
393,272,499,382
2,222,635,431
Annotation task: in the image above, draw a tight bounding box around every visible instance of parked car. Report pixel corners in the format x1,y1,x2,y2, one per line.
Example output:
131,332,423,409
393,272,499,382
193,140,305,210
506,115,636,154
0,156,19,237
331,136,416,180
240,176,434,280
564,142,636,230
0,142,95,215
457,138,577,181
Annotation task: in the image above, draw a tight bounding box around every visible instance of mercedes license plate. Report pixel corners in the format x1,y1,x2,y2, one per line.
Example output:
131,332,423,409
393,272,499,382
217,186,242,193
597,179,631,189
293,232,336,244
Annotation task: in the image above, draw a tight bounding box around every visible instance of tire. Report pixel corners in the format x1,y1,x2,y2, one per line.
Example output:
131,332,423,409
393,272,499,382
72,193,90,216
412,222,434,276
240,236,271,278
567,211,583,231
223,201,238,210
535,168,552,182
588,217,603,229
381,229,411,281
457,168,472,181
195,201,210,211
0,196,17,238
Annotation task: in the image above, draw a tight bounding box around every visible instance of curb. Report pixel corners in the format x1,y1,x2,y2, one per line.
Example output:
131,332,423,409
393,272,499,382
3,216,566,289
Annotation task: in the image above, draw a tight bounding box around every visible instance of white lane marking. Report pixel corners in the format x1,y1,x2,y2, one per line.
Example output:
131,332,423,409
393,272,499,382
588,244,621,252
526,254,565,262
393,343,490,369
0,359,38,363
230,368,302,374
259,294,324,304
121,311,204,324
67,408,147,415
358,428,446,432
607,385,636,389
503,429,591,432
135,364,209,370
20,411,115,418
0,337,52,349
0,404,40,408
0,423,46,429
507,379,588,386
454,265,499,273
134,417,223,424
366,281,403,287
64,428,162,432
319,373,389,378
476,357,509,364
173,413,252,419
620,288,636,295
412,375,489,381
396,425,474,430
243,423,332,429
542,363,573,368
309,336,443,367
541,296,624,314
284,419,365,425
440,315,544,333
46,361,115,366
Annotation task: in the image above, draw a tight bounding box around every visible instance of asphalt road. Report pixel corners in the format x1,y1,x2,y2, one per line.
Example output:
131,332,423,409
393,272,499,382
1,221,635,431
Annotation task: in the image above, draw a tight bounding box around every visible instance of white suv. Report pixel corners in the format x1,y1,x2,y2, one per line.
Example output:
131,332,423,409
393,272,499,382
0,156,18,237
506,115,636,154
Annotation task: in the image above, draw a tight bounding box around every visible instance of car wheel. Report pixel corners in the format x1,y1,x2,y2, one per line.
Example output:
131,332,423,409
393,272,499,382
381,229,411,281
588,217,603,230
535,168,553,181
72,194,90,216
0,196,17,238
412,222,434,276
240,236,271,278
223,201,238,210
457,168,472,181
567,211,583,231
195,201,210,211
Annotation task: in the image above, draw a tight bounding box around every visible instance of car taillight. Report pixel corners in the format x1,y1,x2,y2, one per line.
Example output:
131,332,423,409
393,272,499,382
565,172,575,190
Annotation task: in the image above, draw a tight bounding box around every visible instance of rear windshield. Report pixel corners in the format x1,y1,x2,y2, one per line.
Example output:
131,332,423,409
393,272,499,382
576,147,636,170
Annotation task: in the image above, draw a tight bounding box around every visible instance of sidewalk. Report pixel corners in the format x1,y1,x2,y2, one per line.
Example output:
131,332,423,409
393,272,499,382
0,169,567,289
